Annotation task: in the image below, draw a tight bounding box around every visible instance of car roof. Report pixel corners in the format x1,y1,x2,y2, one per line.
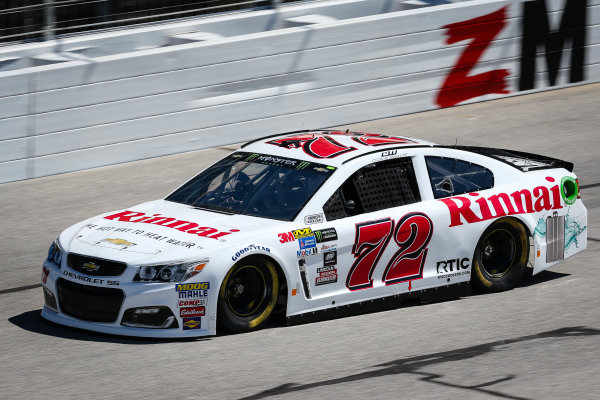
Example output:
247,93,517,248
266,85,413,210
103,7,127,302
240,130,436,167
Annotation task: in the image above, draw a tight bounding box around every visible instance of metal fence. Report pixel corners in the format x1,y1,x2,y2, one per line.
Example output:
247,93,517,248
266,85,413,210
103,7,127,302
0,0,294,44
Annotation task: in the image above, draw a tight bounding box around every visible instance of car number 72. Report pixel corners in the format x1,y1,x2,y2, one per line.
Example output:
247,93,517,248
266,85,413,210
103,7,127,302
346,212,433,291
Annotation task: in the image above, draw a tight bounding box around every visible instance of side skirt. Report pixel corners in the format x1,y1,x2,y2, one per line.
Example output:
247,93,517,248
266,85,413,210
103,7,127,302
286,281,471,326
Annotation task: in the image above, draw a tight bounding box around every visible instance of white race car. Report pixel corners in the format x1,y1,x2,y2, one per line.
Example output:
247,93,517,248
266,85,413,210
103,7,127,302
41,130,587,337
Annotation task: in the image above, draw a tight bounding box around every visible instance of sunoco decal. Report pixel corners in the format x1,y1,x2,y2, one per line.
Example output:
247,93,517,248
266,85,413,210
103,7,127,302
182,317,202,330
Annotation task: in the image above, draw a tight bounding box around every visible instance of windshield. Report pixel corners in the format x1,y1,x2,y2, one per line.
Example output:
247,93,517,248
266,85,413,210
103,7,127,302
166,152,337,220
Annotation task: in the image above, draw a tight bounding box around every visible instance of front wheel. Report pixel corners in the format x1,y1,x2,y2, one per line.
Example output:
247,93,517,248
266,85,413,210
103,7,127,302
218,256,279,333
471,218,529,293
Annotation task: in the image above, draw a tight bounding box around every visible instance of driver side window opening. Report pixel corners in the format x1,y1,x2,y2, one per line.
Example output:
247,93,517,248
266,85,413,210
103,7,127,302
425,156,494,199
323,158,421,221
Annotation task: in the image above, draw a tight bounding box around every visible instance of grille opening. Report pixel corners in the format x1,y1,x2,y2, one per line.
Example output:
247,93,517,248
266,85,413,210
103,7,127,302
57,278,124,322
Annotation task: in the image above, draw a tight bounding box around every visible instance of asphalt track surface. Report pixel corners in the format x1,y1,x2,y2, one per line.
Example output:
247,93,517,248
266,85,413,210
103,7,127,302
1,84,599,400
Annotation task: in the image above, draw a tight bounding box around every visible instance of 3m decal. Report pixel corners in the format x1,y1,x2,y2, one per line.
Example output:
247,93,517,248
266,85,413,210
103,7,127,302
440,182,563,227
267,135,357,159
278,232,295,243
347,213,434,291
436,6,510,108
182,317,202,330
180,307,206,318
103,211,240,240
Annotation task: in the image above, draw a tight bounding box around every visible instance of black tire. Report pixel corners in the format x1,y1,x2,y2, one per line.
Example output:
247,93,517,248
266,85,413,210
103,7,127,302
471,218,529,293
218,256,279,333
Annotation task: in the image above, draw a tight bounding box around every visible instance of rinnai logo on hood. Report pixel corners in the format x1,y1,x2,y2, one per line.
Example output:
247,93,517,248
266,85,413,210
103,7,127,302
104,211,239,240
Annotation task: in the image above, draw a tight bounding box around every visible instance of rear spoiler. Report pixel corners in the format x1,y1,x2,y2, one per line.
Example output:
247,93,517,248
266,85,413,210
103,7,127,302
441,146,574,172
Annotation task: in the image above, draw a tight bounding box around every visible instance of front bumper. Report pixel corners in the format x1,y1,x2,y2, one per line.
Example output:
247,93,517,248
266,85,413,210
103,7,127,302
41,264,216,338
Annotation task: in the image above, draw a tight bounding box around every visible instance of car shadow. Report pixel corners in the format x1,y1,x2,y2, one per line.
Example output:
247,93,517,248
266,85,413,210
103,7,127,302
9,271,569,341
239,326,600,400
517,269,570,287
8,310,210,344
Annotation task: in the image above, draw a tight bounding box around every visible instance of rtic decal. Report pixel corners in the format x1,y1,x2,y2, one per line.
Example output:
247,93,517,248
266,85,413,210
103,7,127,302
382,213,433,285
103,211,239,240
440,183,562,227
347,213,433,291
267,134,357,159
436,6,510,108
437,258,470,274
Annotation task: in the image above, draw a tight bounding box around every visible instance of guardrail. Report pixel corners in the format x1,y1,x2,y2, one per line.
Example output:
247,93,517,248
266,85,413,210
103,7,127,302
0,0,598,183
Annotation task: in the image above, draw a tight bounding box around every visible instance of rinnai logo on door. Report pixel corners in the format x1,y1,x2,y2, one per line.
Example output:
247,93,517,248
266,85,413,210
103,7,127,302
437,0,587,108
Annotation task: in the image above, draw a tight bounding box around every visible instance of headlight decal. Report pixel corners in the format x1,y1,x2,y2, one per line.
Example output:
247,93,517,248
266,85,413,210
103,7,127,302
133,259,208,283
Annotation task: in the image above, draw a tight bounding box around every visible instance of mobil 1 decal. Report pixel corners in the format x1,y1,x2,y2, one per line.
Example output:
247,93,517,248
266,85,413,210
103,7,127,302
347,212,433,291
436,0,587,108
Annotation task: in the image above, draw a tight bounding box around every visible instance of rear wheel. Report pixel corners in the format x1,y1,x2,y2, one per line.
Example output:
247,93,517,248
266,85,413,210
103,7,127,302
218,256,279,333
472,218,529,292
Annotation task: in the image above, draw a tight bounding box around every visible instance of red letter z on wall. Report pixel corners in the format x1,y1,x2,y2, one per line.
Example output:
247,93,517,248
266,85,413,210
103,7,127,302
436,6,510,108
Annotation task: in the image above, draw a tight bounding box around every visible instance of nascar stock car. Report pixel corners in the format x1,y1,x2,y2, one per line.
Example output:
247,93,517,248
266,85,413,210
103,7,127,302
41,130,587,337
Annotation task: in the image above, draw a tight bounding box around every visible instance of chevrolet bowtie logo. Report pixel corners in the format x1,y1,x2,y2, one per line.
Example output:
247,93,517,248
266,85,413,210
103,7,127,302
83,262,100,272
102,238,135,246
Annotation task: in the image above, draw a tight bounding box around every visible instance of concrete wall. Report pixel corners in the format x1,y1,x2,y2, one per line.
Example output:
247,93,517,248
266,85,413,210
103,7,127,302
0,0,598,183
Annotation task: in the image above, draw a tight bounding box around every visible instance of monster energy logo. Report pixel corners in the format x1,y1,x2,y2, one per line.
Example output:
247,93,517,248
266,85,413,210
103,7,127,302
297,162,310,170
314,228,338,243
245,154,260,162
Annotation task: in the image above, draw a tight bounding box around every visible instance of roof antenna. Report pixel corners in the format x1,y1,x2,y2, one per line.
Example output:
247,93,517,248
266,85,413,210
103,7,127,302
345,129,350,134
455,138,458,146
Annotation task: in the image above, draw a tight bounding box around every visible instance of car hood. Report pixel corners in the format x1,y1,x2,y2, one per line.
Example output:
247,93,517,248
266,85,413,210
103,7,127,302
64,200,281,264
